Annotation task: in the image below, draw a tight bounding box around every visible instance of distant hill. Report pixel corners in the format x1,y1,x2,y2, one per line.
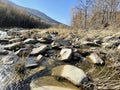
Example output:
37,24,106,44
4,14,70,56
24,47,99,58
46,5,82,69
0,0,62,28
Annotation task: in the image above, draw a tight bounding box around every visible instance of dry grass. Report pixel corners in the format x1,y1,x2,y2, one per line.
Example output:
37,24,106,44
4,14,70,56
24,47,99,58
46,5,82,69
22,27,120,41
79,48,120,90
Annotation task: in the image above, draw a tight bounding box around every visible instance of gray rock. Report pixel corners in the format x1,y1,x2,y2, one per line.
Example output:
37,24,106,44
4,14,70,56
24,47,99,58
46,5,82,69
52,65,87,86
56,39,71,46
4,42,24,50
30,45,48,55
9,38,21,43
0,50,9,55
59,48,72,61
15,48,32,57
25,57,38,68
0,39,9,45
27,66,46,78
36,55,44,63
24,38,38,44
81,41,100,47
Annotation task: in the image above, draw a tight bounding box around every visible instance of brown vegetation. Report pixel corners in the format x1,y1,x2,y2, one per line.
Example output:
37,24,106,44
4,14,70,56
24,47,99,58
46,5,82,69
0,2,51,28
72,0,120,29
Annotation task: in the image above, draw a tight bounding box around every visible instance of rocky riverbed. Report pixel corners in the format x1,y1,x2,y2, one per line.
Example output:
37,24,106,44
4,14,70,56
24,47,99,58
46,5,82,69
0,28,120,90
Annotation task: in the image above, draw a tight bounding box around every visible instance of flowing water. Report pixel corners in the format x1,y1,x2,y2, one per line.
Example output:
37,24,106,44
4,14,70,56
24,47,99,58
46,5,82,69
0,31,16,90
0,64,15,89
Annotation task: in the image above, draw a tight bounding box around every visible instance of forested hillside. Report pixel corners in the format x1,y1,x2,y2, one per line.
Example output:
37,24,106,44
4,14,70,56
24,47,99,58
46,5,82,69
0,2,51,28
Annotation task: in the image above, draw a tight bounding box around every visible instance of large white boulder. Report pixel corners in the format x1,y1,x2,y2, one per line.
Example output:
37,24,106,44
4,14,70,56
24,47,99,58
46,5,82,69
59,48,72,61
30,76,79,90
51,65,87,86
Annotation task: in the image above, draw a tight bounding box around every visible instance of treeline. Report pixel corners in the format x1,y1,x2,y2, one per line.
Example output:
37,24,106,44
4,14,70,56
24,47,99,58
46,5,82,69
72,0,120,29
0,2,51,28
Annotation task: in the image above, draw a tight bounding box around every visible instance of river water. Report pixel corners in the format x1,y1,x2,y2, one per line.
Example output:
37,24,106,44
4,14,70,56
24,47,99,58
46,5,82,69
0,31,58,90
0,31,14,90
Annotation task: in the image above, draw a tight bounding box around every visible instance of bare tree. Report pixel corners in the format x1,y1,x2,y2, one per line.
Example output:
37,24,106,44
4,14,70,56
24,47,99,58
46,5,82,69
72,0,94,30
92,0,120,27
106,0,120,23
72,0,120,29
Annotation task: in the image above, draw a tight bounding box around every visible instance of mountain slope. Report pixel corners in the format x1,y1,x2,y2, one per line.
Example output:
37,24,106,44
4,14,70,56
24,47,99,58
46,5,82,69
24,8,61,24
0,1,51,28
0,0,61,25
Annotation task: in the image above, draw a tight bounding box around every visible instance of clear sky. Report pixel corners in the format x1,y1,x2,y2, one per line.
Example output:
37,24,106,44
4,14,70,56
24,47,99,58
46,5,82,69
9,0,78,25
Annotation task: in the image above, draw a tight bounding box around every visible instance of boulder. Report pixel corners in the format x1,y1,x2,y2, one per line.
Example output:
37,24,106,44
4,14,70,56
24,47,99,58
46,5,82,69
4,42,24,50
37,38,52,43
51,65,87,86
30,76,79,90
86,53,104,64
0,50,9,55
1,54,19,65
15,48,32,57
55,39,71,46
59,48,72,61
9,38,21,43
36,55,44,63
30,45,48,55
24,38,38,44
27,66,46,77
25,57,38,68
0,39,9,44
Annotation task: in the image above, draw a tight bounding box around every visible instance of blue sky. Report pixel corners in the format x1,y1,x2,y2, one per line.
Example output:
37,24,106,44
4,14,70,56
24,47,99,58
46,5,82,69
9,0,78,25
